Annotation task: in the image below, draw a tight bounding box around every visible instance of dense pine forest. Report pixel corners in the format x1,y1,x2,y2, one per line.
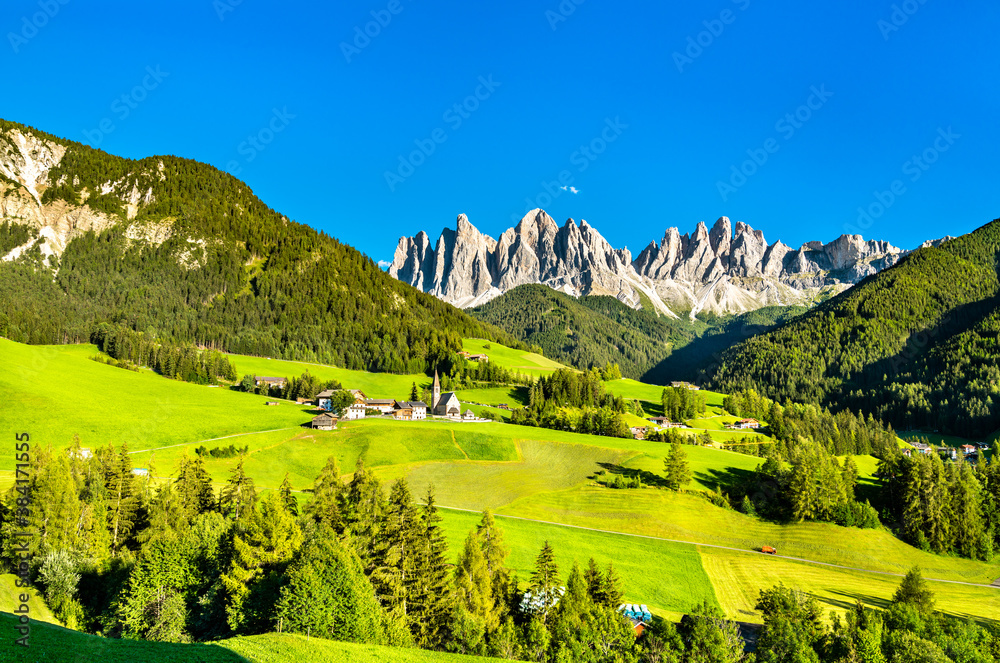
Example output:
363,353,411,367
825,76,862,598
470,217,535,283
709,218,1000,437
0,120,521,374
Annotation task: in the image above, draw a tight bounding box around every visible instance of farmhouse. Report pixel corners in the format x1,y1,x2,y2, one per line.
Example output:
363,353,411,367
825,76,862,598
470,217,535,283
316,389,335,411
365,399,396,415
646,416,682,428
343,401,367,420
911,441,933,455
467,353,489,362
349,389,368,401
254,376,287,389
962,444,977,456
462,409,478,421
630,427,647,440
728,418,760,430
670,381,700,391
618,604,652,637
393,401,427,421
311,412,338,430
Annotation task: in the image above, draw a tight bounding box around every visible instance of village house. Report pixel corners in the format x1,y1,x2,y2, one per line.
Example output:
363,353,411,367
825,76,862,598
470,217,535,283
728,418,760,430
911,441,933,455
646,416,682,428
630,427,647,440
254,376,287,390
431,370,462,418
316,389,335,411
670,381,700,391
311,412,338,431
962,444,977,456
365,398,396,415
462,409,478,421
393,401,428,421
296,397,313,405
348,389,368,401
343,400,367,420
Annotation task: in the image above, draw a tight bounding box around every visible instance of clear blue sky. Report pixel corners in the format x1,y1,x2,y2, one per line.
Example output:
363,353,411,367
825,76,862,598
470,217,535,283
3,0,998,263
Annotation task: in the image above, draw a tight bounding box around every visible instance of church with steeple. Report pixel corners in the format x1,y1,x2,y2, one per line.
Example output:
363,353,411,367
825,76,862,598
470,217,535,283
431,369,461,417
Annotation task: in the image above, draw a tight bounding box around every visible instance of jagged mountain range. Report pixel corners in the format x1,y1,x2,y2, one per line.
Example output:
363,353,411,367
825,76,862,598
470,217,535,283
389,210,907,318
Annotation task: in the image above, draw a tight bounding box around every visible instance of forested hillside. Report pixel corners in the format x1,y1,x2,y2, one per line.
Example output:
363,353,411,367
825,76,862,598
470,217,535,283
709,218,1000,437
0,120,520,373
468,284,697,380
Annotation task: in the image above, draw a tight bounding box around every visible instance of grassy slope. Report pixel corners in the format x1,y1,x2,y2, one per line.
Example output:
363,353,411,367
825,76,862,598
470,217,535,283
438,509,717,619
0,613,503,662
0,574,60,626
461,338,566,377
0,340,309,469
5,339,1000,628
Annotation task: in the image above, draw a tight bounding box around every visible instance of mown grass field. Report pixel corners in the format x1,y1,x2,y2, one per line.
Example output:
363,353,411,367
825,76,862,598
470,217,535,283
437,509,717,619
461,339,566,377
699,546,1000,625
219,632,503,662
499,487,1000,587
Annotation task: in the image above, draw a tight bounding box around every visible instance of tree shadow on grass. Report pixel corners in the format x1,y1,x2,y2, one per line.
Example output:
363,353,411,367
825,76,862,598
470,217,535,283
596,462,670,489
693,467,758,493
822,590,994,627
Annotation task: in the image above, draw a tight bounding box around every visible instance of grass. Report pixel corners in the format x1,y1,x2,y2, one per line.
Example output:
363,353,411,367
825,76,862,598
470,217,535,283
219,632,503,662
499,486,1000,587
437,508,717,619
699,546,1000,625
0,612,504,662
223,352,429,399
0,340,310,469
0,574,60,626
461,339,566,377
0,612,245,662
605,379,727,409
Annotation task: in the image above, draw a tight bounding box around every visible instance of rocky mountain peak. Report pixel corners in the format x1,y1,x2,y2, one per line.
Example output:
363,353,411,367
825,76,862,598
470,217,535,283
389,211,905,318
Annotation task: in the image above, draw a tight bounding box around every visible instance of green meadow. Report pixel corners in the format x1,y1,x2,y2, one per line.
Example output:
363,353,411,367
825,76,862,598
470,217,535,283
4,338,1000,630
461,339,566,377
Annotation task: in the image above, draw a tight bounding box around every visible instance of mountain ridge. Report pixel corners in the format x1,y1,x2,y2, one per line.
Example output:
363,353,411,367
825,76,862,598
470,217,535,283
389,210,905,318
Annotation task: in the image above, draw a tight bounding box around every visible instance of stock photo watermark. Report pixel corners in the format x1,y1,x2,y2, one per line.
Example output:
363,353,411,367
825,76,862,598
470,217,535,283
341,0,410,63
546,0,586,31
7,0,70,54
384,75,501,192
673,0,751,73
847,127,959,235
214,0,243,21
226,107,297,176
717,85,834,201
82,66,170,148
12,432,33,647
878,0,930,40
511,116,628,222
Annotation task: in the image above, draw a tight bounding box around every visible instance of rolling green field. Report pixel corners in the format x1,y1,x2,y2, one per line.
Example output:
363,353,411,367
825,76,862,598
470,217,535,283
437,509,717,619
461,339,567,377
5,338,1000,632
0,613,504,662
0,575,59,626
0,340,310,470
223,352,429,399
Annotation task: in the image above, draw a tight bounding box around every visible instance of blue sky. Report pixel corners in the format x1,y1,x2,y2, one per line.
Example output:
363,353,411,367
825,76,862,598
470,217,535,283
3,0,998,263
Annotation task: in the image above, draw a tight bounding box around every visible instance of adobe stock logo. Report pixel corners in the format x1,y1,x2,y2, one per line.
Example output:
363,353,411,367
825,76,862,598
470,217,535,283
341,0,409,64
8,0,71,54
384,76,501,192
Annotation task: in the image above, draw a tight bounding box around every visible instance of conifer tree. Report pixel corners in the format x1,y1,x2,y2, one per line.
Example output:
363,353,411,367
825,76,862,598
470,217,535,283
892,566,935,613
344,457,384,566
584,557,604,603
279,474,299,517
598,562,624,609
663,442,691,491
454,530,497,633
222,490,303,632
371,478,420,619
30,452,82,556
529,541,559,623
220,457,257,522
103,443,137,551
306,457,345,528
175,454,215,516
410,486,452,647
410,382,419,401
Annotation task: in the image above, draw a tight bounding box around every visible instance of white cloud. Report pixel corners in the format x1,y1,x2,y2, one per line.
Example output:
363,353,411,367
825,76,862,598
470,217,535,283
378,260,392,269
560,186,580,194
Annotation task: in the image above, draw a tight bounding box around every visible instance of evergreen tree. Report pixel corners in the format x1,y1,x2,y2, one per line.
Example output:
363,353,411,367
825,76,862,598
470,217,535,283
30,452,82,556
103,443,137,551
221,491,302,632
529,541,559,623
410,382,419,401
219,457,256,522
305,457,344,529
278,474,298,516
175,454,214,516
583,557,604,603
663,442,692,491
371,479,421,620
892,567,935,614
598,562,624,609
410,486,452,647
